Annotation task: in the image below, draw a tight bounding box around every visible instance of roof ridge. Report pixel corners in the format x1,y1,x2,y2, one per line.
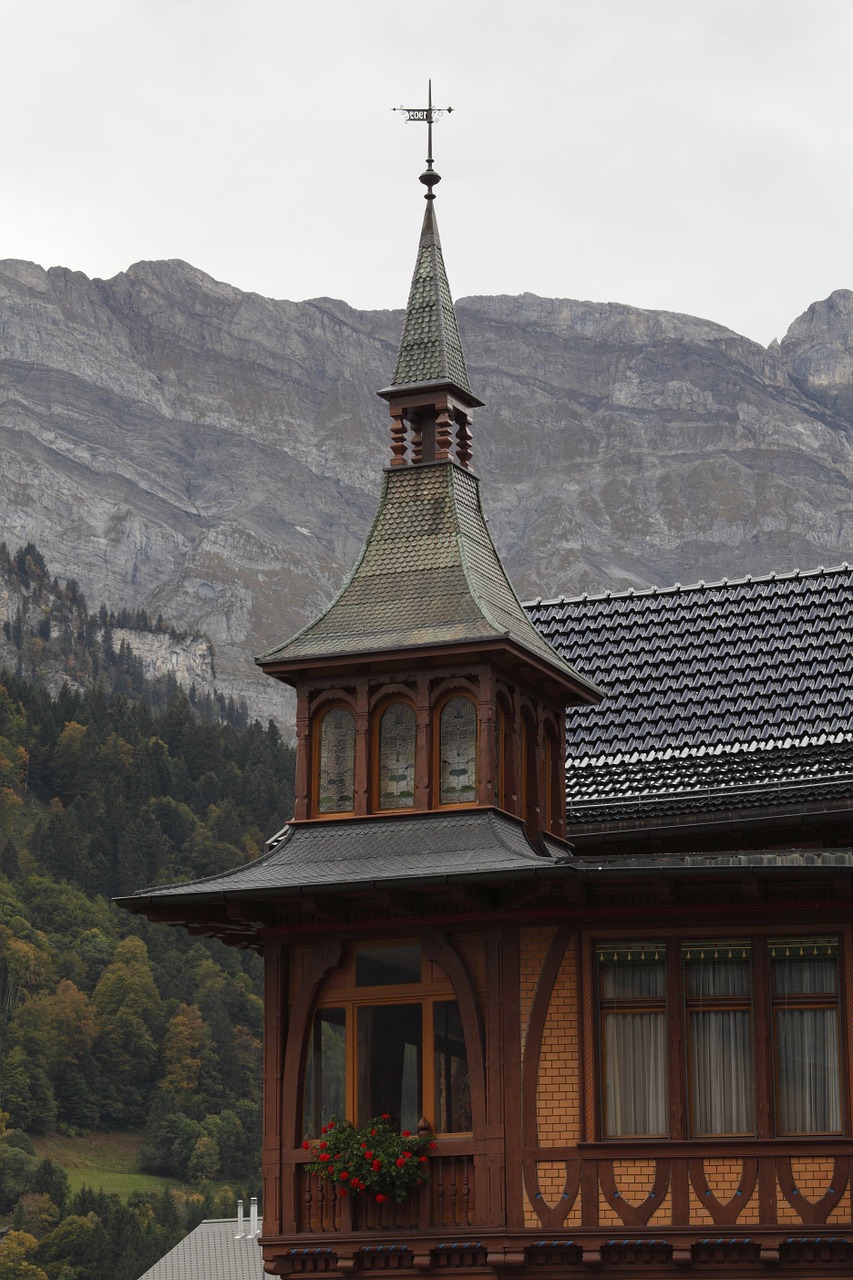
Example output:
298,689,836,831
526,561,853,608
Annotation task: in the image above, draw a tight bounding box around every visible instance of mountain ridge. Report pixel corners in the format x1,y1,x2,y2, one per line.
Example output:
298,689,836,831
1,257,851,725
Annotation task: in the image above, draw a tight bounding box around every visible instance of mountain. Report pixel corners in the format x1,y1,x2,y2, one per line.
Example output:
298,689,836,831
1,258,851,725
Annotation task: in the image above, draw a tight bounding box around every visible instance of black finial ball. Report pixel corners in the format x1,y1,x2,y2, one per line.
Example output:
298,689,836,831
419,168,441,189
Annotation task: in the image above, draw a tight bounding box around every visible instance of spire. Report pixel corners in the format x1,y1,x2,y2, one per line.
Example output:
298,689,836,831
380,83,483,470
391,197,473,394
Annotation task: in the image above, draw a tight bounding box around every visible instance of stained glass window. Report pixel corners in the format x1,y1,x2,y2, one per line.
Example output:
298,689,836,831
439,697,477,805
378,702,416,809
317,706,355,814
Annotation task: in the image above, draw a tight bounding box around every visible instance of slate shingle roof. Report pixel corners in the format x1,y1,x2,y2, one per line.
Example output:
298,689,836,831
117,810,571,909
526,564,853,822
390,199,472,394
258,462,599,697
137,1219,263,1280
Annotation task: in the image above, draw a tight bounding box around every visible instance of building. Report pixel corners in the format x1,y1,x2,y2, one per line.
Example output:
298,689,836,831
119,146,853,1278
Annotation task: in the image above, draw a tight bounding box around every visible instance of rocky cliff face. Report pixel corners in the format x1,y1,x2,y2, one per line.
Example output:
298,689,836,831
1,259,851,726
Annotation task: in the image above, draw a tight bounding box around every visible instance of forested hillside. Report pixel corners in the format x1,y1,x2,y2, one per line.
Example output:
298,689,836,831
0,547,296,1277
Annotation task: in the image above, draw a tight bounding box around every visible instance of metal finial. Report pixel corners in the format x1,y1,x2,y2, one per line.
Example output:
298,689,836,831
393,79,453,200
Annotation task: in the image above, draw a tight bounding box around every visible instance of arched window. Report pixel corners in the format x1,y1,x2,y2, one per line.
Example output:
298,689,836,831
316,706,355,815
377,701,416,810
439,696,477,806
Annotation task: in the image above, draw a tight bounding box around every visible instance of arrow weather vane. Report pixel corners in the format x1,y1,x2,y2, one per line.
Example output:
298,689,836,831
393,79,453,198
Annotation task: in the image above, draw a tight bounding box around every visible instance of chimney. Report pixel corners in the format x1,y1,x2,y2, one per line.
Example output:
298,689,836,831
234,1199,244,1239
249,1196,259,1238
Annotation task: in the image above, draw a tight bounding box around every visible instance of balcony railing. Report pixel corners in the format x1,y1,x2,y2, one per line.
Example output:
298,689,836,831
298,1152,475,1234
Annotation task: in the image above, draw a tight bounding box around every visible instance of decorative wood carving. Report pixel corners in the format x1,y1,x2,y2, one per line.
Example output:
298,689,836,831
599,1159,671,1226
776,1155,850,1224
421,932,486,1134
688,1157,758,1224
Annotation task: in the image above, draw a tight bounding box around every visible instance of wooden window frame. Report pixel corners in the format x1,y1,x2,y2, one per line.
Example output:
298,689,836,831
593,933,846,1143
305,942,473,1137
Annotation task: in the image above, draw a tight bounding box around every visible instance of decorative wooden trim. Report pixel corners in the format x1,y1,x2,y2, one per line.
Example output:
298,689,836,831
775,1154,849,1224
263,940,286,1235
528,1160,582,1229
415,674,431,810
281,939,343,1159
580,934,597,1144
421,932,487,1136
521,928,572,1152
294,685,310,821
599,1157,671,1225
354,680,369,818
477,670,496,808
688,1156,758,1224
502,923,524,1231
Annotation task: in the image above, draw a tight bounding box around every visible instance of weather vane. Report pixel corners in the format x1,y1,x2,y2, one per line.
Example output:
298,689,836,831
393,80,453,198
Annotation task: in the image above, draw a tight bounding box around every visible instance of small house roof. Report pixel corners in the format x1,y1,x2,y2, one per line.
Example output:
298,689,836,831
136,1219,263,1280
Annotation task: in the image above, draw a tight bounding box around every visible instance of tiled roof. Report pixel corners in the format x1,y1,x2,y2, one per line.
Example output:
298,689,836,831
391,199,471,393
137,1219,263,1280
258,462,599,695
526,565,853,821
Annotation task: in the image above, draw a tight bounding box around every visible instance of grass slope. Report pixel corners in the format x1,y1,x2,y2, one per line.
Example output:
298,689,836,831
31,1132,182,1198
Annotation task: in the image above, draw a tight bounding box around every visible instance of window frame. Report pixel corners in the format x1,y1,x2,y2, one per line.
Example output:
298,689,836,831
592,933,847,1143
303,941,475,1139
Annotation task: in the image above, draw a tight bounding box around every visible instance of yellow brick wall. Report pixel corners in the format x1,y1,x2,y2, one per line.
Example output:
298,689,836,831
689,1161,760,1225
612,1158,656,1205
828,1188,852,1224
789,1156,835,1200
535,938,580,1145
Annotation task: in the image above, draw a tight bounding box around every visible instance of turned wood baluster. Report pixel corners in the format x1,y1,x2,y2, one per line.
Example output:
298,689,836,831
304,1171,313,1232
436,1157,446,1225
455,416,472,470
435,406,453,460
462,1158,471,1226
449,1157,458,1225
410,415,423,465
390,409,407,466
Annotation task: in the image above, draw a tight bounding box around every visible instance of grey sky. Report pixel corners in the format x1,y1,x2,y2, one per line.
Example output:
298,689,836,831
3,0,851,346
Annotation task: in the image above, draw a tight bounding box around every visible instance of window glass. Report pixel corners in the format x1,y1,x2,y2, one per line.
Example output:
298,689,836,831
772,939,841,1134
598,944,667,1137
439,697,477,804
303,1008,346,1138
357,1004,422,1131
434,1001,471,1132
317,707,355,814
356,945,422,987
685,944,753,1135
378,702,416,810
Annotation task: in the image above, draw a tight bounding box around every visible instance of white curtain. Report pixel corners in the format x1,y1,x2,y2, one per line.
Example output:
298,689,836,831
688,958,753,1134
776,1009,840,1133
690,1010,753,1133
605,1012,667,1136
